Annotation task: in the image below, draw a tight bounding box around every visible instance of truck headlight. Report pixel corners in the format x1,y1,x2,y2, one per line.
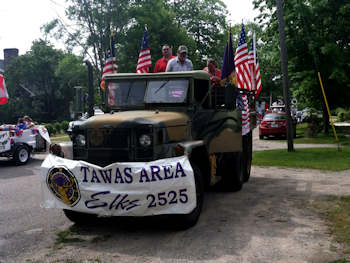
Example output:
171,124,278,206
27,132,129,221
139,134,151,147
75,134,86,147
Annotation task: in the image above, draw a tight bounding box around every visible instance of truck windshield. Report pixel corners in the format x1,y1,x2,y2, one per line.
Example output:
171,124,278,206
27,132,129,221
107,80,146,107
145,79,188,103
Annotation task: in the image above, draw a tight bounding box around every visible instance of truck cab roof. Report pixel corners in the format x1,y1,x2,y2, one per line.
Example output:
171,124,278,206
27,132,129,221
104,70,210,81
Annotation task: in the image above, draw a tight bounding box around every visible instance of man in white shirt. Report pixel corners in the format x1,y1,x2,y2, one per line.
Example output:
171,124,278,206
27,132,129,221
166,45,193,72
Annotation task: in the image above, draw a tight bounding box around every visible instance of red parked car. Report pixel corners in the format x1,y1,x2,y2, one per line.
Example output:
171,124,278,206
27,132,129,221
259,112,296,139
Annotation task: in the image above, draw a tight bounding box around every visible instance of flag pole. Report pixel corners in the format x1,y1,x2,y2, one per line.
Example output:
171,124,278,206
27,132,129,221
227,27,230,83
110,24,116,74
252,32,256,93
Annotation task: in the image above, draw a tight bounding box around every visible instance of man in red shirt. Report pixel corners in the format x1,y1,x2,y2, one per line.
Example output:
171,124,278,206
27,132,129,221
154,44,175,73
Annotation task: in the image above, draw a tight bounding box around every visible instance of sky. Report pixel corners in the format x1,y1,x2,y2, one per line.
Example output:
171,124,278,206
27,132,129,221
0,0,259,60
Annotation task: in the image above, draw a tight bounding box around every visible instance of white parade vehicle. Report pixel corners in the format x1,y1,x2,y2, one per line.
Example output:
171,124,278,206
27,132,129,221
0,125,50,165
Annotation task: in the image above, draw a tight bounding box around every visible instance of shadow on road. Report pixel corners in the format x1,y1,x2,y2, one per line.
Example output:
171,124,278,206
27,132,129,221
41,174,328,262
0,155,45,179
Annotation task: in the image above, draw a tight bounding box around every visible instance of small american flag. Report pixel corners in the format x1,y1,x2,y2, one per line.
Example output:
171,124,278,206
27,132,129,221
234,24,251,91
248,40,262,97
241,94,250,135
0,74,9,105
100,32,118,90
136,29,152,73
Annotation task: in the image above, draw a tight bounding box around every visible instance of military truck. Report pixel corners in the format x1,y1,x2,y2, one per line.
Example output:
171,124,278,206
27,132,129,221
41,71,255,229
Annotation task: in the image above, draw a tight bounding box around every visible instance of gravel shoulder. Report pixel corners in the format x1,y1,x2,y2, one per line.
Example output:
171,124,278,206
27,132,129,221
11,131,350,263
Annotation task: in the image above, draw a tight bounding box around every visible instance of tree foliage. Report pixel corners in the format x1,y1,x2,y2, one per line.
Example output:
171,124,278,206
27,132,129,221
253,0,350,110
169,0,228,68
0,40,86,123
43,0,230,74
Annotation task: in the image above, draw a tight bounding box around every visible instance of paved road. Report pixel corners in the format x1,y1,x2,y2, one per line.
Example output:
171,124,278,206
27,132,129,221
0,154,72,263
253,128,340,151
0,132,346,263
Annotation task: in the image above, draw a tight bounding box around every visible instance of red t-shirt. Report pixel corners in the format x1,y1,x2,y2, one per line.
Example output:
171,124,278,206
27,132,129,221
154,56,176,73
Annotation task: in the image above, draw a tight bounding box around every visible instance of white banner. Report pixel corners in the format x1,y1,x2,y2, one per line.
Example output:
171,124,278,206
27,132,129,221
41,155,196,216
36,125,51,144
0,131,11,152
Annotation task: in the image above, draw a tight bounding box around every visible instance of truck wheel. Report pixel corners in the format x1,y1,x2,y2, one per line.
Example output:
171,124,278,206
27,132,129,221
259,135,264,140
173,164,204,230
243,132,253,182
63,209,98,225
13,145,30,165
220,152,244,192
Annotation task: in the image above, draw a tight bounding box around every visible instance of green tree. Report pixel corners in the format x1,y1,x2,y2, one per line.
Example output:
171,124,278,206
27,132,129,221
1,40,87,122
253,0,350,132
44,0,231,73
117,0,196,72
169,0,228,68
55,54,89,118
43,0,133,78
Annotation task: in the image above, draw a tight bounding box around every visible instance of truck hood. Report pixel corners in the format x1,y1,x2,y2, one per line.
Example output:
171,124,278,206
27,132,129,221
80,110,190,129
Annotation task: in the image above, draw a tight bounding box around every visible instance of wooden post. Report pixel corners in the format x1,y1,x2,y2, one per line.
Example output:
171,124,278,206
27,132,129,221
276,0,294,152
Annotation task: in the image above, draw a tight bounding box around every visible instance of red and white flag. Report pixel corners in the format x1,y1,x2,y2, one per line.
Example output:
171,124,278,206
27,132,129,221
100,31,118,90
234,24,251,91
248,33,262,97
101,54,118,90
0,74,9,105
136,29,151,73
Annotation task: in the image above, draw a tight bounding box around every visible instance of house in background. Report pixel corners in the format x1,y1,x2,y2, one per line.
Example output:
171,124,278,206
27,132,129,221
0,48,19,73
0,60,4,73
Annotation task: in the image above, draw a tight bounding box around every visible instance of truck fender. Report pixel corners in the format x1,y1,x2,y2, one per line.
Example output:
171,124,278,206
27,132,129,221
178,140,211,189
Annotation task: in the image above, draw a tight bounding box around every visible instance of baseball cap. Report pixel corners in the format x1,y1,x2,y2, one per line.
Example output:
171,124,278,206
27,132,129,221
177,45,188,54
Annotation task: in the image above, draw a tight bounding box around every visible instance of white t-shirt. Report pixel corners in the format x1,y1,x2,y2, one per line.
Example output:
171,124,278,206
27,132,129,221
166,57,193,72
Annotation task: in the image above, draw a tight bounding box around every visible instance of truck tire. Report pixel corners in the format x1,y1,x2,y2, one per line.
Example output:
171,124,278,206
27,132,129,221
173,163,204,230
243,131,252,182
220,152,244,192
63,209,98,225
13,145,30,165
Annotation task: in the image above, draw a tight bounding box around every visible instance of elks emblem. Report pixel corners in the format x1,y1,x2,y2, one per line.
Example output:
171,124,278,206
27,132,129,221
47,167,80,207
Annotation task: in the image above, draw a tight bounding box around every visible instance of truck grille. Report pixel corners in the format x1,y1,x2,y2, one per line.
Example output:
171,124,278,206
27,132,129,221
87,128,130,148
78,127,154,166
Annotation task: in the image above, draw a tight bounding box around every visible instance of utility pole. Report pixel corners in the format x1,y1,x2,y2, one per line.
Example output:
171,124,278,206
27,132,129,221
276,0,294,152
85,60,94,118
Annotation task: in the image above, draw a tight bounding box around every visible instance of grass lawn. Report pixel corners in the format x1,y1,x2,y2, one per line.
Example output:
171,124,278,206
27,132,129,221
51,133,70,142
252,147,350,171
313,196,350,260
295,123,349,145
266,123,349,145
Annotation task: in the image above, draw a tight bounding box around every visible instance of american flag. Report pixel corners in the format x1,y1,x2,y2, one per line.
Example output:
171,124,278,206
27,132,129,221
234,24,251,91
0,74,9,105
136,29,151,73
248,40,262,97
100,33,118,90
241,94,250,135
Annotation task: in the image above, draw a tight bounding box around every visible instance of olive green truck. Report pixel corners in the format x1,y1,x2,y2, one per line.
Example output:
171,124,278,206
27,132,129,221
41,71,256,229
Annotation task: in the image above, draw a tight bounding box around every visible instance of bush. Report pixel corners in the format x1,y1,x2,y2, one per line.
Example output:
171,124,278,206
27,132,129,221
61,121,69,133
304,113,322,137
336,108,350,122
54,122,62,134
45,123,56,135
